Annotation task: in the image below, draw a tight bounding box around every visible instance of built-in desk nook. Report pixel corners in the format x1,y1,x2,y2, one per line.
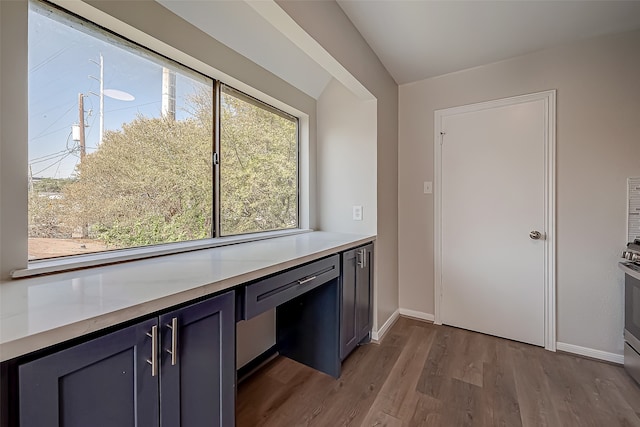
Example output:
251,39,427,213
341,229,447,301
0,232,375,427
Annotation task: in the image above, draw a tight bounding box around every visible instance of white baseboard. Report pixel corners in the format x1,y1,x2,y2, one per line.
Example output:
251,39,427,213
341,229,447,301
374,311,622,365
399,308,435,322
371,309,400,342
556,342,624,364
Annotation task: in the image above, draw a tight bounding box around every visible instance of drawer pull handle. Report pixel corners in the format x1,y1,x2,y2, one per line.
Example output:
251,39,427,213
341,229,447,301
357,248,367,269
146,325,158,377
297,276,317,285
166,317,178,366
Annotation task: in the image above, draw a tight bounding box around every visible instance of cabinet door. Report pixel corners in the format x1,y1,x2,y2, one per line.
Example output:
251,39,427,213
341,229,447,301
19,318,159,427
340,248,358,360
159,291,235,427
356,244,374,342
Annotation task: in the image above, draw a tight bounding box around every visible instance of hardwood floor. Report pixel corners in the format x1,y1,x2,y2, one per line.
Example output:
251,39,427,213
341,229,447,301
236,317,640,427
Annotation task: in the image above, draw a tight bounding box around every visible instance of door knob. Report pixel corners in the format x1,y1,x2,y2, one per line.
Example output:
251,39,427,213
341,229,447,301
529,230,542,240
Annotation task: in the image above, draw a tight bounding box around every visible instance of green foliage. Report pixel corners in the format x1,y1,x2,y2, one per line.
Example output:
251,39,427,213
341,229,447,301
62,113,213,248
28,191,73,239
29,178,75,238
220,91,298,235
33,177,75,193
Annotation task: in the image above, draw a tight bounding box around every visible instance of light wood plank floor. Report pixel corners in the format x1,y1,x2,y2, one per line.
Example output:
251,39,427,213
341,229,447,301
237,317,640,427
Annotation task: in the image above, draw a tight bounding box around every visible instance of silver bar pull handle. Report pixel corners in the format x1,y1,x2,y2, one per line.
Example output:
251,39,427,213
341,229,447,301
361,248,367,269
297,276,317,285
357,249,366,269
146,325,158,377
166,317,178,366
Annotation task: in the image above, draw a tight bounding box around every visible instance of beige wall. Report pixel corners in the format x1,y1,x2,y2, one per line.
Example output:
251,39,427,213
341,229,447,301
317,79,377,235
0,1,29,280
278,1,399,330
399,29,640,356
236,310,275,368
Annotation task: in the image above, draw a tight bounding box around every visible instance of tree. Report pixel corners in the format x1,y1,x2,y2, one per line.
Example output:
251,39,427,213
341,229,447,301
219,90,297,235
29,191,73,239
62,113,213,247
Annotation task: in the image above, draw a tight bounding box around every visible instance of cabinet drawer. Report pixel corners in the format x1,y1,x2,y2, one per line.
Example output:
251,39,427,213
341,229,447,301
244,255,340,319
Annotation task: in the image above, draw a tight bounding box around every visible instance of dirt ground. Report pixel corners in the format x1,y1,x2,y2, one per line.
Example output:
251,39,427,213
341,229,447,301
28,237,111,260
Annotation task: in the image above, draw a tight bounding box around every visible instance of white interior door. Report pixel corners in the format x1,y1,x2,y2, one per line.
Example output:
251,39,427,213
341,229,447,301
436,92,555,347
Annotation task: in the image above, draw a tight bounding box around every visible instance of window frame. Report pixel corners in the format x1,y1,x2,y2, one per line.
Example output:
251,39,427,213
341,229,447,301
9,0,309,278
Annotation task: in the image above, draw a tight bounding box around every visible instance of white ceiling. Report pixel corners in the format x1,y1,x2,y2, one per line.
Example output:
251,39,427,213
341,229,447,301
336,0,640,85
157,1,640,96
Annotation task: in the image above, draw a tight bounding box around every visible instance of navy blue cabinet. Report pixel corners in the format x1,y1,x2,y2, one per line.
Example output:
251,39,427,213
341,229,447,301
340,244,374,360
159,292,235,427
18,291,235,427
19,318,159,427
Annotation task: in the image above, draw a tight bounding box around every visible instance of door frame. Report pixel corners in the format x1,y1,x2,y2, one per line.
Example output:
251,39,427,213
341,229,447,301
433,90,556,351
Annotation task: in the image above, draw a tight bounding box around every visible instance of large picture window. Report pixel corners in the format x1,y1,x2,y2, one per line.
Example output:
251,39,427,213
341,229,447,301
27,1,299,262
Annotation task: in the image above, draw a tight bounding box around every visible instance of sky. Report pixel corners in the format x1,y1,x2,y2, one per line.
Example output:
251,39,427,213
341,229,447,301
28,2,211,179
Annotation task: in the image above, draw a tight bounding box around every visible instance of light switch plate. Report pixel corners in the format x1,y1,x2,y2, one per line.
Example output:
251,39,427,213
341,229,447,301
424,181,433,194
352,205,363,221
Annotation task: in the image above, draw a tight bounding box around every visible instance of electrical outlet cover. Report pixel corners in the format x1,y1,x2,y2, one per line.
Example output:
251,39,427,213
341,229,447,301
353,205,363,221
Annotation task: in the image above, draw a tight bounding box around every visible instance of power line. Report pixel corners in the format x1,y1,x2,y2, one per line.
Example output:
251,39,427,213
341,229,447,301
29,149,69,165
85,106,98,141
37,99,80,117
53,151,72,178
31,70,98,142
29,124,73,142
105,100,160,113
30,134,76,175
31,151,75,176
31,102,76,140
29,46,71,74
66,133,79,153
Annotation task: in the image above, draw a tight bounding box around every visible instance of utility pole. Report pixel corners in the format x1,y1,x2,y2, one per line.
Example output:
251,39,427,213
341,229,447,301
162,67,176,120
77,92,88,238
89,53,104,144
98,54,104,143
78,93,86,162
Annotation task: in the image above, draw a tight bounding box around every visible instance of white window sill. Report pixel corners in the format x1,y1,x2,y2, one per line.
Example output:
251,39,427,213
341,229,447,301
12,229,313,279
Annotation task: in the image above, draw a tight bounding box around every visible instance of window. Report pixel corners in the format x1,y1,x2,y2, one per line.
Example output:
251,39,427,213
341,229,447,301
220,85,298,236
27,1,299,262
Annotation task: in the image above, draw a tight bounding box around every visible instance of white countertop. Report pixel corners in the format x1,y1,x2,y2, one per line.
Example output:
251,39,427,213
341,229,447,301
619,261,640,281
0,231,375,362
